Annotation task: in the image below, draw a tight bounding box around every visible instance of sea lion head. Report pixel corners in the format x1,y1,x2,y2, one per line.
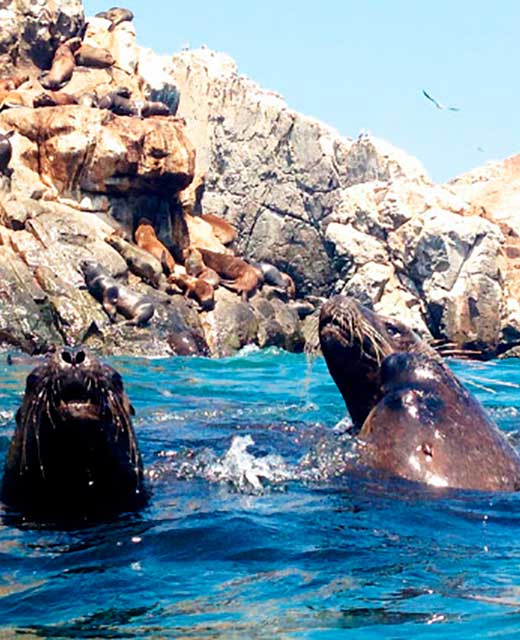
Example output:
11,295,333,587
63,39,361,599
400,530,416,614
319,295,438,430
1,346,146,518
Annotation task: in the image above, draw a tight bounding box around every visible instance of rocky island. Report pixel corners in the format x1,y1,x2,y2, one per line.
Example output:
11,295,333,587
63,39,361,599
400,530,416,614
0,0,518,359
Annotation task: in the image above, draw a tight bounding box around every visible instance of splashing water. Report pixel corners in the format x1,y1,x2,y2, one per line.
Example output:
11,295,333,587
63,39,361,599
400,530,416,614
0,350,520,638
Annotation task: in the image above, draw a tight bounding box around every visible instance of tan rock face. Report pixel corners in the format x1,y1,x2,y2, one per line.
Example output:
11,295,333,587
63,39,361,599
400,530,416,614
449,155,520,235
0,106,195,197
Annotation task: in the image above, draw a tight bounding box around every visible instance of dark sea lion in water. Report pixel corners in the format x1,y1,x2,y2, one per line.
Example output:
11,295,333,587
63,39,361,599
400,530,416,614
319,295,436,431
81,260,155,327
319,295,520,491
0,130,14,175
1,346,147,518
39,37,82,91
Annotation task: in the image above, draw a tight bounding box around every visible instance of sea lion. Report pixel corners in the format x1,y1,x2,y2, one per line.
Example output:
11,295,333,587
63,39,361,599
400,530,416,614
184,247,220,287
97,89,136,116
106,233,164,288
98,91,171,118
319,295,520,491
81,260,155,326
358,352,520,491
0,130,14,175
1,346,147,518
0,91,27,110
139,100,171,117
198,248,262,300
75,43,114,68
0,74,29,92
33,91,79,107
200,213,237,245
95,7,134,31
251,261,295,298
167,272,215,311
134,219,176,275
39,37,82,91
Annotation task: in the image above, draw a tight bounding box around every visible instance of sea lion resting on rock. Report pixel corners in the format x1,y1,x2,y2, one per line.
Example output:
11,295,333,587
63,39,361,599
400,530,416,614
75,43,114,68
0,130,14,174
1,346,147,518
98,90,171,118
319,295,520,491
167,272,215,311
33,91,79,107
251,261,295,298
135,219,176,275
81,260,155,327
198,248,262,300
0,74,29,92
107,233,164,288
184,247,220,287
39,37,82,91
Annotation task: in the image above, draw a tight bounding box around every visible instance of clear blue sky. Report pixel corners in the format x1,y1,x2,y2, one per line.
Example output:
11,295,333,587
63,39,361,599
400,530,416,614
84,0,519,182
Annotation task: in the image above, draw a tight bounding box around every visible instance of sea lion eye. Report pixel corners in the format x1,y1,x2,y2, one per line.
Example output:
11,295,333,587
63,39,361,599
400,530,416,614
386,323,401,337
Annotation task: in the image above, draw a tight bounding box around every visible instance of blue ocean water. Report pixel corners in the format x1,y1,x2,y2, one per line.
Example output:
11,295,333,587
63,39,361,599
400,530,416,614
1,349,520,638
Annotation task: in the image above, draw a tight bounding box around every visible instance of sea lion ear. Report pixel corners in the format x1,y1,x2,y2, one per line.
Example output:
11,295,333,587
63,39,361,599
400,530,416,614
129,403,135,416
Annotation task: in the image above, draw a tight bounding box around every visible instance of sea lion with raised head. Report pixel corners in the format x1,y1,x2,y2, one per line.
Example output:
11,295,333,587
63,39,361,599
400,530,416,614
1,346,147,518
39,37,82,91
81,260,155,326
184,247,220,287
95,7,134,30
134,218,176,275
198,248,262,300
319,295,520,491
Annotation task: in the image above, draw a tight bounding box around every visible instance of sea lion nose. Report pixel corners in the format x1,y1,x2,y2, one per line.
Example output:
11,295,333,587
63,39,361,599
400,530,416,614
60,347,86,366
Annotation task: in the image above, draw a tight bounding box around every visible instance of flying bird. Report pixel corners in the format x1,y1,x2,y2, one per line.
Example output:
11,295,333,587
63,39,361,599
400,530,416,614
422,89,460,111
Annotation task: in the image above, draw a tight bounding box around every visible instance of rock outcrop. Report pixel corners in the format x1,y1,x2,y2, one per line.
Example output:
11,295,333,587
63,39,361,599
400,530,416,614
0,2,518,358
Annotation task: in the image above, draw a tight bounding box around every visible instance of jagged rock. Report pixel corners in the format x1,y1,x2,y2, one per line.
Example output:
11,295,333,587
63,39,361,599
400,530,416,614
394,208,505,349
448,154,520,235
202,287,259,357
168,49,430,296
0,246,62,352
1,105,195,197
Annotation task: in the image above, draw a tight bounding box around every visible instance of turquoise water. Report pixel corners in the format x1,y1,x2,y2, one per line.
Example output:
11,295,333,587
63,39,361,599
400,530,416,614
1,349,520,638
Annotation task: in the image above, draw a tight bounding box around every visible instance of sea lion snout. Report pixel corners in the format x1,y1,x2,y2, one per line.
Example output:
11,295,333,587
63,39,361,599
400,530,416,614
59,346,88,367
